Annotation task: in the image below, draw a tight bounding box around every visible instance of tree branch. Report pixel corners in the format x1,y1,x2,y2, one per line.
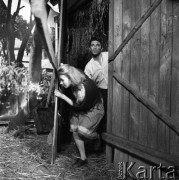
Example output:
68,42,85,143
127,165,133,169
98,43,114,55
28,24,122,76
7,0,12,20
12,0,23,19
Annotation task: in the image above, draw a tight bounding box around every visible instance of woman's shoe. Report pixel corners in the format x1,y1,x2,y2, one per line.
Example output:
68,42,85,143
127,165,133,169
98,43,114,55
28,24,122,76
72,158,88,167
72,157,81,166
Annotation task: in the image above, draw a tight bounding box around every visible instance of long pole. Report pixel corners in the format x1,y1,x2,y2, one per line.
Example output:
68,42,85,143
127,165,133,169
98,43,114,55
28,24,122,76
30,0,61,164
51,0,65,164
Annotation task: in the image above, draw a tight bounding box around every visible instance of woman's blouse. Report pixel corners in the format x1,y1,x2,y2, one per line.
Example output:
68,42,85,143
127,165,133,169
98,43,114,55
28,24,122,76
72,77,101,112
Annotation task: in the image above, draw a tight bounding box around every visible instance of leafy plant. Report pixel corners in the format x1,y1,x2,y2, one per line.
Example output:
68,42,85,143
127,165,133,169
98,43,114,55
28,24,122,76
0,59,28,96
39,69,52,95
0,57,51,101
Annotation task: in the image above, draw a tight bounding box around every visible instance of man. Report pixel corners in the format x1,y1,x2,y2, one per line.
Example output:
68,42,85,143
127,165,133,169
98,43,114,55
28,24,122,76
84,37,108,133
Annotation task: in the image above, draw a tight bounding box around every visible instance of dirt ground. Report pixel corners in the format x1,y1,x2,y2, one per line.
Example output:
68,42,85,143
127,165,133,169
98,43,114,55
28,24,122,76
0,126,119,180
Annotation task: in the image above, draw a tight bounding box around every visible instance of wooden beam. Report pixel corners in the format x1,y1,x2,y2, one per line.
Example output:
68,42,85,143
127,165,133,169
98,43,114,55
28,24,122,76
45,15,60,108
109,0,164,63
102,133,179,168
106,0,114,163
51,0,65,165
113,72,179,135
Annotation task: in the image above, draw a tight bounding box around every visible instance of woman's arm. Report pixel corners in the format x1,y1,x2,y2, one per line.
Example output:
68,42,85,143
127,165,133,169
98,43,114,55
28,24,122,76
54,89,74,106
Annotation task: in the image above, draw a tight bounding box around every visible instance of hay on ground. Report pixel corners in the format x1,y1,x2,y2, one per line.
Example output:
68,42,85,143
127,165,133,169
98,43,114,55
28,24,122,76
0,126,118,180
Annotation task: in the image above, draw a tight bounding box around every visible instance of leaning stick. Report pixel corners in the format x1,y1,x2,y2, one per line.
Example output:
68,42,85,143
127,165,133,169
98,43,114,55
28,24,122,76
30,0,60,164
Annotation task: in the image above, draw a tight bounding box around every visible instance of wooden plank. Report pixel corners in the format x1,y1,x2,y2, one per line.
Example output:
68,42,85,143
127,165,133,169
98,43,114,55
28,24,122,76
109,0,164,63
102,133,179,168
51,0,66,164
128,0,141,174
157,0,172,154
170,1,179,157
46,14,60,108
121,0,131,139
117,0,132,173
139,0,152,178
139,0,151,148
115,0,132,169
129,0,140,143
147,0,161,150
112,0,123,136
113,72,179,135
106,0,114,163
113,0,129,170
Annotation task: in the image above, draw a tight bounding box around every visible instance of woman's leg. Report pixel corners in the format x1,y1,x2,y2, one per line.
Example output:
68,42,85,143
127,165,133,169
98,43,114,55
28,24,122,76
73,131,86,160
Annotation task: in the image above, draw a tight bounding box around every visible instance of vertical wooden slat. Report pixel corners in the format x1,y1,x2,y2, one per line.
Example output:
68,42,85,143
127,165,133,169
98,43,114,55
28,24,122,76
106,0,114,163
128,0,148,175
170,1,179,156
147,0,161,150
112,0,122,133
115,0,131,176
157,0,172,154
121,0,131,139
113,0,129,170
51,0,65,164
138,0,152,177
129,0,140,144
139,0,151,148
128,0,138,174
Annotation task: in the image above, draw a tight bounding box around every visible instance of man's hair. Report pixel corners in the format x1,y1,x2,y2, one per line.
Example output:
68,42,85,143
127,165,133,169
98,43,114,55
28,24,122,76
89,37,102,47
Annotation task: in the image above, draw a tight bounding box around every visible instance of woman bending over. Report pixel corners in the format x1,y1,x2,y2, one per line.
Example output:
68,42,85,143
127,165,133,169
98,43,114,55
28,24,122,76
55,64,104,167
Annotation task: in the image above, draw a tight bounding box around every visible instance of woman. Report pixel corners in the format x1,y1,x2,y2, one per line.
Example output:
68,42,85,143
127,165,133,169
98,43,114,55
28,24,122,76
55,64,104,167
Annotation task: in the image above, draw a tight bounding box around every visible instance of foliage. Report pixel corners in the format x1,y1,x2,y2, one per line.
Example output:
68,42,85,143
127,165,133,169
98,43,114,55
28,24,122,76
0,57,51,97
0,0,31,62
0,57,52,114
0,59,28,96
0,57,29,114
39,69,52,95
0,14,29,42
15,15,29,41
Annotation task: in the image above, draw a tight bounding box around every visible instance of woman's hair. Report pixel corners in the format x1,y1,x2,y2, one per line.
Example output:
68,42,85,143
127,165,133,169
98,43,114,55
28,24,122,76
58,64,86,86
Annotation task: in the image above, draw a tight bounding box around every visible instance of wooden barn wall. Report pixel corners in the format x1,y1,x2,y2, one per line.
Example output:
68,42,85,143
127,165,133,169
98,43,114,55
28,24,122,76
108,0,179,175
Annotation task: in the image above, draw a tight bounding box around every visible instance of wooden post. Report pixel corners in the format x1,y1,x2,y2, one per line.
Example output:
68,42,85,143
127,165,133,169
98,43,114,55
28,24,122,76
170,1,179,156
45,15,60,108
105,0,114,163
30,0,61,164
51,0,65,164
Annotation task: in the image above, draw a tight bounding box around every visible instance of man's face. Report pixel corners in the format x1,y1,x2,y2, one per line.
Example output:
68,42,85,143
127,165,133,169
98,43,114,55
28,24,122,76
90,40,102,57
